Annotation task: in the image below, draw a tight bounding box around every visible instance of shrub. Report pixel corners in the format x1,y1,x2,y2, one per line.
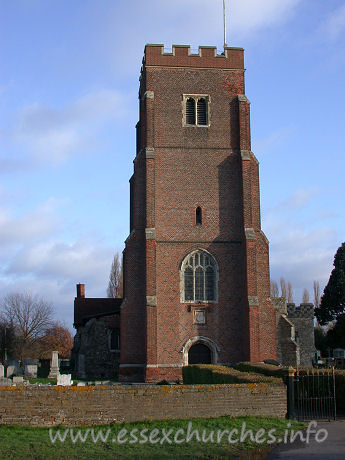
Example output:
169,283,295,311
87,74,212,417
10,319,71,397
182,365,280,384
235,362,287,379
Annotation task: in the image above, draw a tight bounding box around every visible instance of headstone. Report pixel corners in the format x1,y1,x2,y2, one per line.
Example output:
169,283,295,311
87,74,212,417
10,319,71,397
48,351,60,378
6,366,15,378
13,376,24,384
24,364,38,378
57,374,73,386
0,378,12,386
6,359,22,377
0,364,4,379
77,382,86,386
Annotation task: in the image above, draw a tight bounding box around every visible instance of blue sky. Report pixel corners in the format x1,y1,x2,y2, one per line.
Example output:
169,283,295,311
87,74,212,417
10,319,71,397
1,0,344,329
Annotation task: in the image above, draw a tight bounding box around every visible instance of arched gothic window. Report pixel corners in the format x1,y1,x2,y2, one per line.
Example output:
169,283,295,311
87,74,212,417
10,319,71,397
181,250,218,302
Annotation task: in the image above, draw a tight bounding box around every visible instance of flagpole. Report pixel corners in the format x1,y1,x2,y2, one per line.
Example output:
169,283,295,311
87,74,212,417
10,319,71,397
223,0,228,50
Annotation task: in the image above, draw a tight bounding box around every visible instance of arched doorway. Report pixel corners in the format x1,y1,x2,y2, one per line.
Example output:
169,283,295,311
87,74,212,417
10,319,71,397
181,336,219,365
188,343,212,364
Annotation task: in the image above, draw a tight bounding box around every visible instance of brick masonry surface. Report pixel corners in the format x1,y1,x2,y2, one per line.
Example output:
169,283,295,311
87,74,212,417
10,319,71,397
0,383,286,427
120,43,277,382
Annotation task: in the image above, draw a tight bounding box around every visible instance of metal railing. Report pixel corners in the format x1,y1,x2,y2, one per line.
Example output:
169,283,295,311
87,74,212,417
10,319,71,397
287,367,336,420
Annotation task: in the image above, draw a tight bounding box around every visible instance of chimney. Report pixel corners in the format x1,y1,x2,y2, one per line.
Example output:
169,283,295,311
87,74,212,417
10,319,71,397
76,283,85,298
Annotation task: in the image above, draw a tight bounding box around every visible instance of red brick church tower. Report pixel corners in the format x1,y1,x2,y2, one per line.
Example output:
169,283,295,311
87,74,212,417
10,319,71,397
119,44,277,382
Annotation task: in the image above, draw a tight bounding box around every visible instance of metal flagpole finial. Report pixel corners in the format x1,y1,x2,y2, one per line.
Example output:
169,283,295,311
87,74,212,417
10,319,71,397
223,0,228,50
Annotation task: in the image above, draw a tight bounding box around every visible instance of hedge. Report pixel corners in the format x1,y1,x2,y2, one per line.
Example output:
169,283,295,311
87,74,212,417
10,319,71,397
182,365,281,385
234,362,287,379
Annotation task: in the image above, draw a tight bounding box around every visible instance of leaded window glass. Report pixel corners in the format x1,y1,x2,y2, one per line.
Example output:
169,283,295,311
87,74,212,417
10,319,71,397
181,250,217,302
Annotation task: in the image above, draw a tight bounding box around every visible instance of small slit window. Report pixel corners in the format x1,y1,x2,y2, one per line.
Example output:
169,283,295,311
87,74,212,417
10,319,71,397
183,95,209,126
109,328,120,351
196,207,202,225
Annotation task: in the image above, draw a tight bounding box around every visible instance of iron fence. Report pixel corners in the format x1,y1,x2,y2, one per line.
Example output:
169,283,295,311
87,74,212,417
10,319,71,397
287,367,336,421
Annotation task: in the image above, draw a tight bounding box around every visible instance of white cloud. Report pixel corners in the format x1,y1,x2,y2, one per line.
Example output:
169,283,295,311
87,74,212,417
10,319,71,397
98,0,303,78
1,239,114,327
0,199,61,246
254,125,295,155
14,89,132,163
320,4,345,41
263,187,340,303
0,198,116,326
281,188,321,210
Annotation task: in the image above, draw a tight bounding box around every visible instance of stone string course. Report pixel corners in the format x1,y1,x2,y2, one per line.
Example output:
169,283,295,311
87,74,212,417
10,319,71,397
0,383,286,427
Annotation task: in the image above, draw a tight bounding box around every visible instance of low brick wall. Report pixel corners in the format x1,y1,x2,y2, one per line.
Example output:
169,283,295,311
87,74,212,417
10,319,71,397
0,383,286,427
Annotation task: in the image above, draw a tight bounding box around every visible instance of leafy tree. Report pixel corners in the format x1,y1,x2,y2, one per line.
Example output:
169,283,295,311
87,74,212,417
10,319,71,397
0,292,54,360
107,252,123,298
316,243,345,325
38,322,73,359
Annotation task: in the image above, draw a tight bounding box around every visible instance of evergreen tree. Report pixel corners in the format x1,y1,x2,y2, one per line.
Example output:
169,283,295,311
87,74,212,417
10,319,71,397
316,242,345,325
326,314,345,350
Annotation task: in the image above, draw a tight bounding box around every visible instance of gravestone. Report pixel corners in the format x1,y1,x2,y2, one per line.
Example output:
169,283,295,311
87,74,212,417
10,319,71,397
24,364,38,378
57,374,73,386
48,351,60,378
6,359,22,377
0,364,4,379
13,376,24,384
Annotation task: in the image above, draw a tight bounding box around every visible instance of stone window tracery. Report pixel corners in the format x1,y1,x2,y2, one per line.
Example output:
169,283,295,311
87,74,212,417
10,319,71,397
180,250,218,302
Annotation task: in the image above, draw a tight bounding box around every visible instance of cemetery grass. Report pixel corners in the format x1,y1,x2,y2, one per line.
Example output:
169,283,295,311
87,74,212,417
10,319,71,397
0,416,305,459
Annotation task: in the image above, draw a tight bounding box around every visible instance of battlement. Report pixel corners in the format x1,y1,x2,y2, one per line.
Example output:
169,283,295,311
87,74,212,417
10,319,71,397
143,44,244,70
287,303,314,318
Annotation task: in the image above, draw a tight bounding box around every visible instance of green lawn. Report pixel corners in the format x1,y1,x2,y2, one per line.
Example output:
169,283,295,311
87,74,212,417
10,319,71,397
0,416,305,459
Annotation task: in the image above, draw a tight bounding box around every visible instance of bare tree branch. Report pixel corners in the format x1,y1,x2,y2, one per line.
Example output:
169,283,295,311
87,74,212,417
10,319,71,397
313,280,320,309
280,277,287,299
107,252,123,298
302,288,310,303
287,282,293,303
1,292,54,360
270,280,279,297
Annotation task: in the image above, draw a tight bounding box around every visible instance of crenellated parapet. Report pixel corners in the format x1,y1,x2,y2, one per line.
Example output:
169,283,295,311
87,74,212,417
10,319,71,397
287,303,314,318
143,44,244,70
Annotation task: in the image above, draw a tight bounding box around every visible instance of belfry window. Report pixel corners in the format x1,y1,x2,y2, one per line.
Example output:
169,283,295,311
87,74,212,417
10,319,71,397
183,95,209,126
181,250,218,302
197,98,207,125
186,98,196,124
